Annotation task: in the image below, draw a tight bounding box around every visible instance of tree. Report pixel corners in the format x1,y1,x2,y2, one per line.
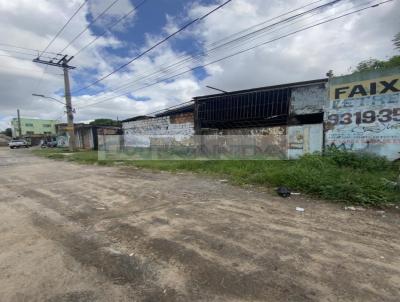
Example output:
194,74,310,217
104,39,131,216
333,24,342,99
350,33,400,74
352,55,400,73
1,128,12,137
89,119,121,127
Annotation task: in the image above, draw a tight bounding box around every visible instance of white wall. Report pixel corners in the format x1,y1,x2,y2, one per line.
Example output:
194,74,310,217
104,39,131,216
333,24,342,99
122,116,194,148
288,124,323,159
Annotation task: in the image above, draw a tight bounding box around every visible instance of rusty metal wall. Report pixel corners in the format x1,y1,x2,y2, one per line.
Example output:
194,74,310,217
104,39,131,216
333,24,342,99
290,83,328,116
170,112,194,124
202,126,288,159
325,67,400,160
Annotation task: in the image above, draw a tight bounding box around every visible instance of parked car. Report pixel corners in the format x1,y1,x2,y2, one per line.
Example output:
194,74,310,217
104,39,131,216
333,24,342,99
46,140,58,148
40,139,58,148
9,139,29,149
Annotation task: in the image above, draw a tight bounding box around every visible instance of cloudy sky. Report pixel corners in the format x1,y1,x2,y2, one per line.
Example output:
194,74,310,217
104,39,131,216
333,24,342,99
0,0,399,130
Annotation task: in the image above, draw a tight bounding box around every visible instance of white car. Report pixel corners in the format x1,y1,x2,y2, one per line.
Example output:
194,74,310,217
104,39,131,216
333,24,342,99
9,139,29,149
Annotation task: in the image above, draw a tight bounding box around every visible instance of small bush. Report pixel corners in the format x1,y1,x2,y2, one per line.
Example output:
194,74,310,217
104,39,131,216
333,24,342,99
325,149,391,171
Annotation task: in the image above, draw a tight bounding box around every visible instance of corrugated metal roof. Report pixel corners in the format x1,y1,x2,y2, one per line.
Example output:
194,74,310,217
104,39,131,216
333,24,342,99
194,78,328,100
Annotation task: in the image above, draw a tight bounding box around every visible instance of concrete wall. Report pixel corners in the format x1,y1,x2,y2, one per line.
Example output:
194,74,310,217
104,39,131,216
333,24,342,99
76,128,94,150
288,124,323,159
57,128,94,149
325,67,400,160
56,127,94,150
123,112,195,148
202,124,323,159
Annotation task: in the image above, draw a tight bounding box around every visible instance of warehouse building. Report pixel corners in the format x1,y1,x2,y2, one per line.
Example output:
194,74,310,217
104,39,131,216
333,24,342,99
56,123,121,150
119,69,399,160
194,79,328,159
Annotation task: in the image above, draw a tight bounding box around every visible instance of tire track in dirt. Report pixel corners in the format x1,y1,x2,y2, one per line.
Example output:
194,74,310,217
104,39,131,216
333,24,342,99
2,148,400,301
102,222,314,301
29,211,183,302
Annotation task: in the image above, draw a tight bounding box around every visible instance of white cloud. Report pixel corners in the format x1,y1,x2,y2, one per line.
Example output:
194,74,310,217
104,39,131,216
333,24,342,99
187,0,400,93
0,0,399,131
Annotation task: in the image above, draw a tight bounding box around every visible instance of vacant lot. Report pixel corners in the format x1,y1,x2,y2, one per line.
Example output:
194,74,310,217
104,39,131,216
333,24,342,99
34,148,400,206
1,147,400,301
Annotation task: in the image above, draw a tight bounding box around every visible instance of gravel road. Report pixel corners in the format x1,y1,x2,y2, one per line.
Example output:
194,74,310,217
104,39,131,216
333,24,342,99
0,147,399,301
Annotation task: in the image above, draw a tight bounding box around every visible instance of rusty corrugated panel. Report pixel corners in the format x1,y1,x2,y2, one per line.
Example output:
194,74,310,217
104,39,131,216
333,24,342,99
215,126,288,159
290,83,327,116
170,112,194,124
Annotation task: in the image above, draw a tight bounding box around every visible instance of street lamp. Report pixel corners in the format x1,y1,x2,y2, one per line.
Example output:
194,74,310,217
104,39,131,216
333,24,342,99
32,93,65,105
206,85,228,94
32,93,76,151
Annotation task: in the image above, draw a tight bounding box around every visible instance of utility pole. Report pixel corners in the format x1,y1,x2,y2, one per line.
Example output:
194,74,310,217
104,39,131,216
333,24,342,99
33,55,76,151
62,59,76,152
17,109,22,138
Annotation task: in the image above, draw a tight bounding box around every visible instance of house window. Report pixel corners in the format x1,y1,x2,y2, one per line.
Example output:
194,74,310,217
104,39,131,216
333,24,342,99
44,132,52,135
26,131,34,135
25,123,34,127
43,124,52,128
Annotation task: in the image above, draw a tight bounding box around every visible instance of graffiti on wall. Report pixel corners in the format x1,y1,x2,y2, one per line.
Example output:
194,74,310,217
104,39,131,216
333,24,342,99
326,72,400,160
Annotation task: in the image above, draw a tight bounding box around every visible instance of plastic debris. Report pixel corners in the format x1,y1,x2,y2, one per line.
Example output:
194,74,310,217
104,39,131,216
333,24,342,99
345,206,356,211
276,186,291,198
296,207,305,212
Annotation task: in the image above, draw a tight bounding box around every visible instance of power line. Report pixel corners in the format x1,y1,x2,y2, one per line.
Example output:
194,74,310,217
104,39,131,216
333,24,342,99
0,54,39,60
0,42,61,56
74,0,330,91
92,0,374,103
73,0,149,57
77,0,393,110
76,0,344,101
34,96,65,105
39,0,89,58
59,0,121,54
72,0,233,94
77,0,344,106
205,0,327,49
34,65,50,92
0,64,61,75
0,48,55,60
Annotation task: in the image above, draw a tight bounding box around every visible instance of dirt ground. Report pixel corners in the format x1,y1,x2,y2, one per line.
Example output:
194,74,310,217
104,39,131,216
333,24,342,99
0,147,399,302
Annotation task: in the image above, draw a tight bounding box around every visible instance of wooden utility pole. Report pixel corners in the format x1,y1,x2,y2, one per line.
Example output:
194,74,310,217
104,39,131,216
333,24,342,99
33,55,76,151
